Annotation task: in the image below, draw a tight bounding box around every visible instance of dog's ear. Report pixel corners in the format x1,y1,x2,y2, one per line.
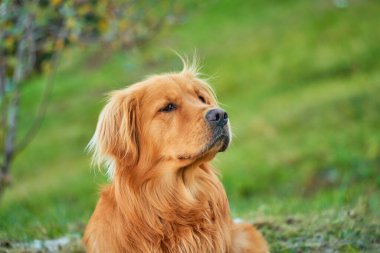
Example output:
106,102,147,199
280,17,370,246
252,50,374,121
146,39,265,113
88,90,140,178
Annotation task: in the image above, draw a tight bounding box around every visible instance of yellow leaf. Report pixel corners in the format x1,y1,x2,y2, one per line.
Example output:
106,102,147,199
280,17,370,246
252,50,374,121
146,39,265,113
119,20,128,31
78,4,92,15
51,0,63,7
4,37,15,49
66,18,76,29
55,39,64,50
68,34,79,43
98,19,108,33
42,61,52,74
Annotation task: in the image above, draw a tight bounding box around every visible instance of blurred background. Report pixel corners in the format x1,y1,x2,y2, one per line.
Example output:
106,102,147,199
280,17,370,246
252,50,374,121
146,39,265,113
0,0,379,252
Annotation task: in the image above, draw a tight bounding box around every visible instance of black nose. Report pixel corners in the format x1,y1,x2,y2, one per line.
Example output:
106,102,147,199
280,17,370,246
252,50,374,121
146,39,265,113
206,109,228,127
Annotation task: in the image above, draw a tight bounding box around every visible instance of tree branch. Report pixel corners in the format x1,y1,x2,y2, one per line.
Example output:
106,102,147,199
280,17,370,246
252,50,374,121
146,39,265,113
13,52,61,157
13,29,65,157
0,90,19,184
0,13,33,192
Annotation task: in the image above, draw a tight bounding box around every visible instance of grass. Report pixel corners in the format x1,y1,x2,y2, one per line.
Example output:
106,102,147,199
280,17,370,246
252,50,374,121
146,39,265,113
1,0,380,252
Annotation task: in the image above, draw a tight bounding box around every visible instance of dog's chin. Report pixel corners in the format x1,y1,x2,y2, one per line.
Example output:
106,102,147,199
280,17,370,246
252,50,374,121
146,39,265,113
207,134,230,153
177,134,230,162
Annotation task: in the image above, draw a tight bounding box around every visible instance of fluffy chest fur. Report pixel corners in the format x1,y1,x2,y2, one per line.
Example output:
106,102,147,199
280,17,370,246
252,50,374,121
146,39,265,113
141,167,232,252
84,165,233,253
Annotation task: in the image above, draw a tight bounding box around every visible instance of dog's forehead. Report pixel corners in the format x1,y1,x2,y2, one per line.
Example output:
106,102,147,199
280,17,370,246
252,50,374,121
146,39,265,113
144,73,200,95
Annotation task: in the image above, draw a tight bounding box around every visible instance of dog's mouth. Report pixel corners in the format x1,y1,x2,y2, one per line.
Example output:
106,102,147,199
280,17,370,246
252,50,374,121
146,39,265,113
178,128,230,160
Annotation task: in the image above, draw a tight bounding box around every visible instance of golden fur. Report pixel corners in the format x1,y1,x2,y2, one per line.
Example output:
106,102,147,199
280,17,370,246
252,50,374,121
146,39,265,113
83,61,269,253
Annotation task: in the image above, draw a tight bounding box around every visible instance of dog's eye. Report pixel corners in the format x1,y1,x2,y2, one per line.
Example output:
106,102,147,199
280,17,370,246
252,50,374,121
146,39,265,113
160,103,177,112
198,95,206,104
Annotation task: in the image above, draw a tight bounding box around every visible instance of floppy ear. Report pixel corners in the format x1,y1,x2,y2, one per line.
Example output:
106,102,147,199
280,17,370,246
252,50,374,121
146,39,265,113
88,90,140,178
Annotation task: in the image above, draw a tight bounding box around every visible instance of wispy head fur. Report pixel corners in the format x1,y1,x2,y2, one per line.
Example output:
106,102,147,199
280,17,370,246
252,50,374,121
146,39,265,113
176,50,201,76
173,50,218,102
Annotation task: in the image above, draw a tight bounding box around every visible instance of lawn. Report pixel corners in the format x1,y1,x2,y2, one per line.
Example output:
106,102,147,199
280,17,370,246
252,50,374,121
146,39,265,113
1,0,379,252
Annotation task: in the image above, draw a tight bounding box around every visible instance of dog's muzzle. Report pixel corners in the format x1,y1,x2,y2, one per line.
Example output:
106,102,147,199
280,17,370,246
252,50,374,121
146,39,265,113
206,109,230,152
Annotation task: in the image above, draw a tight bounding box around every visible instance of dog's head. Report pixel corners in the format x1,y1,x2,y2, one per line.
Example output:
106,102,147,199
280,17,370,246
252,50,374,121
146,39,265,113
89,61,231,180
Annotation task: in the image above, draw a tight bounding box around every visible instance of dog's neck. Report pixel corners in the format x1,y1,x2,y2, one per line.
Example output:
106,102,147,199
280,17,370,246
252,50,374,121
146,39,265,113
113,162,230,221
108,162,232,251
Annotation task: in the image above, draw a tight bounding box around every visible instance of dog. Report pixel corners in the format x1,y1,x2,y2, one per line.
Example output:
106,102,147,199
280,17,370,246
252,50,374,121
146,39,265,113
83,58,269,253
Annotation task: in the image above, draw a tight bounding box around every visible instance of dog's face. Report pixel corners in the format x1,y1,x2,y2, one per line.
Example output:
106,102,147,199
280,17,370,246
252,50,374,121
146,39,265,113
90,70,230,179
140,73,230,163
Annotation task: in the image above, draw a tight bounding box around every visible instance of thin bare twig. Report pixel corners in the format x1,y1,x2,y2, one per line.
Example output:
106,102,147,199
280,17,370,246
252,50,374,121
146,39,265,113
0,13,37,193
0,13,31,192
13,30,66,157
0,90,19,192
13,52,62,156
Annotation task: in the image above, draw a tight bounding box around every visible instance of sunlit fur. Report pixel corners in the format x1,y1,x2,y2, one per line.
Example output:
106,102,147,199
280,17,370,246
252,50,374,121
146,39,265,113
83,60,269,253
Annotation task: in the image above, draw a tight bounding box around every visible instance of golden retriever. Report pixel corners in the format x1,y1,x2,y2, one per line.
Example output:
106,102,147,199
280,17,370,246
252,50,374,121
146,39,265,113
83,58,269,253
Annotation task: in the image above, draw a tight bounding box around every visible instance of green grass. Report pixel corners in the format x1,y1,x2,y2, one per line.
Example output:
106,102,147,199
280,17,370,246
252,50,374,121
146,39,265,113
1,0,380,252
